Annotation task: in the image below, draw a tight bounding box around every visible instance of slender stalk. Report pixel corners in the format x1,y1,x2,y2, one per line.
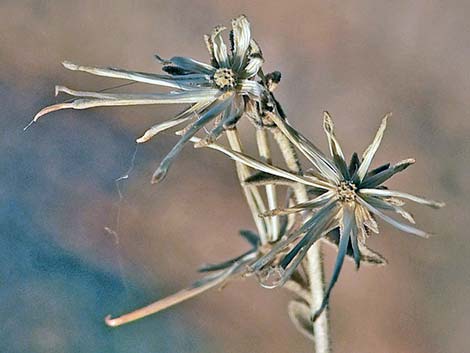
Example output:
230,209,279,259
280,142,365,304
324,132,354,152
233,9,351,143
256,128,280,242
225,128,270,245
105,265,234,327
272,127,331,353
193,128,330,350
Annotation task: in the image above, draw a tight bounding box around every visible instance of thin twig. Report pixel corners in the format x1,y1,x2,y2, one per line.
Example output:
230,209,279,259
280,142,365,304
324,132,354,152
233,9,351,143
256,128,280,242
105,267,234,327
225,128,270,245
271,126,331,353
192,125,331,351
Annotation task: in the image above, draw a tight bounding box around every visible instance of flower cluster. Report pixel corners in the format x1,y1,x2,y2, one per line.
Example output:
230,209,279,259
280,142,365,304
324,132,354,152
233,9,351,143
32,15,444,339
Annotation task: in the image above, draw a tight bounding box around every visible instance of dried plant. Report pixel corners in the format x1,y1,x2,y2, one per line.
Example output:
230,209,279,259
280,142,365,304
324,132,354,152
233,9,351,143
31,15,444,353
210,111,444,320
32,15,266,184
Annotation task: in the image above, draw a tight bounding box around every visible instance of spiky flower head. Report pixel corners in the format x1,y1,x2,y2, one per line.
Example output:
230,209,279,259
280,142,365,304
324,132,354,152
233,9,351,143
204,111,444,320
31,15,266,183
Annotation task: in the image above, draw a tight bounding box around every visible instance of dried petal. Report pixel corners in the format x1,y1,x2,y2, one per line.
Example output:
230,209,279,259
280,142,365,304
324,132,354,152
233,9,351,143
357,197,429,238
288,300,315,341
359,188,445,209
230,15,251,70
355,114,390,182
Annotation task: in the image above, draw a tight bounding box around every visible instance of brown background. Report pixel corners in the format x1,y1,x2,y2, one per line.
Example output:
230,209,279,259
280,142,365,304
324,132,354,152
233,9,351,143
1,1,468,352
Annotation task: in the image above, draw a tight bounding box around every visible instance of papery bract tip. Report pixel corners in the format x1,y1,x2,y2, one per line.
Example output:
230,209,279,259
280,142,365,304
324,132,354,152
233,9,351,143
151,167,167,184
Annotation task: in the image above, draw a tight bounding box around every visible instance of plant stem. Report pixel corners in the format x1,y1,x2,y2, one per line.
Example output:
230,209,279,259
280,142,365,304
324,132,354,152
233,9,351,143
256,128,280,242
272,127,331,353
194,127,331,350
225,128,270,245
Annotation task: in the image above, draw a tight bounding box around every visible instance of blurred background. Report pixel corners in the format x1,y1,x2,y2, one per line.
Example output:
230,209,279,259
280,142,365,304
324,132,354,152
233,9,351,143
1,1,469,352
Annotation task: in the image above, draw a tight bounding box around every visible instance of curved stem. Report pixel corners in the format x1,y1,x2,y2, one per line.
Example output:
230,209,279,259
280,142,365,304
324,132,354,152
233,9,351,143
272,127,331,353
105,267,234,327
225,128,270,245
256,128,280,241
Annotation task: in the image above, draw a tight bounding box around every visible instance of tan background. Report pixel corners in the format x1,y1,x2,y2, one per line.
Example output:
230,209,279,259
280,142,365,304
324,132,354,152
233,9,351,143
1,1,468,352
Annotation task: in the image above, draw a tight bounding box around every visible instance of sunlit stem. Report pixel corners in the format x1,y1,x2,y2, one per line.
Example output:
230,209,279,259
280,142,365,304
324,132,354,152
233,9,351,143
272,126,331,353
225,128,270,245
256,128,280,242
105,267,233,327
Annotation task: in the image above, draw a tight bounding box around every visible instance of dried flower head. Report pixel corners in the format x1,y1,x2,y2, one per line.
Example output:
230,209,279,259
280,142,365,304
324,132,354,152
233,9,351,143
31,15,266,183
202,111,444,320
